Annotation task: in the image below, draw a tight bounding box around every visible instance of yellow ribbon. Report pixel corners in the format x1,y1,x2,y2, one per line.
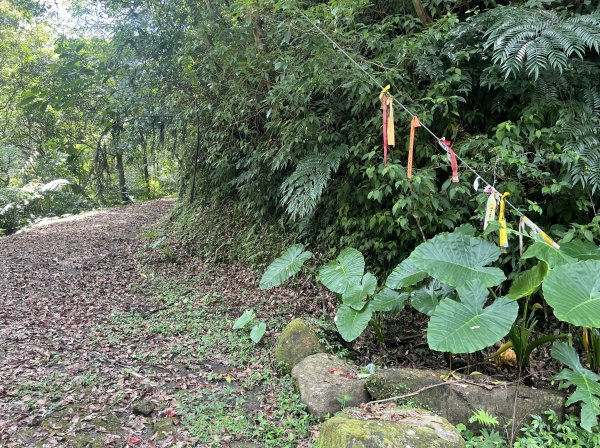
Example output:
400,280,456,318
521,215,561,250
498,192,510,251
379,84,390,100
387,96,395,147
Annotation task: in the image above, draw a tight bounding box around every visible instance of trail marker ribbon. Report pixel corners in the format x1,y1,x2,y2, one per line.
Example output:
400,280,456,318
483,186,498,230
498,192,510,252
439,139,459,183
379,85,394,166
408,116,420,179
521,215,561,250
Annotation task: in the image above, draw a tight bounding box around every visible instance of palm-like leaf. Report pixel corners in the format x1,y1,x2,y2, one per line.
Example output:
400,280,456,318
481,7,600,80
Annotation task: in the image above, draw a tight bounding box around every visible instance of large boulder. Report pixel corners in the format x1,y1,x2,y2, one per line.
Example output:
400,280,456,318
276,318,324,374
317,407,465,448
291,353,370,420
366,368,564,429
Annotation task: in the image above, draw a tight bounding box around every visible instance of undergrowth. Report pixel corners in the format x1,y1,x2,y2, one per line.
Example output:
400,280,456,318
100,275,318,447
165,198,297,269
459,410,600,448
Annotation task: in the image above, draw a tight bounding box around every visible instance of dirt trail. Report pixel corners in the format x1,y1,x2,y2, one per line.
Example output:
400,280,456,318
0,200,176,446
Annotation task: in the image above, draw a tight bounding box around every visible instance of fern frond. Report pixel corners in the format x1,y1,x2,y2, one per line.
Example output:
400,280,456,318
479,8,600,80
279,146,348,220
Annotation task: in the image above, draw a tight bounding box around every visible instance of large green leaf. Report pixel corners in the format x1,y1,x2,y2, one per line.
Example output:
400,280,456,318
385,258,427,289
371,287,408,312
522,242,575,268
507,262,549,300
259,244,312,289
561,240,600,261
543,260,600,327
427,281,518,354
250,322,267,344
411,280,454,316
319,247,364,294
411,232,506,288
233,310,255,329
342,272,377,310
335,304,373,342
552,342,600,432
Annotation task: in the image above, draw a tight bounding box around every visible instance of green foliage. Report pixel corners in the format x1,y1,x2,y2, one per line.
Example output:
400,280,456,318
427,280,518,354
233,310,256,330
506,262,548,300
543,260,600,328
514,411,600,448
460,410,600,447
259,244,313,290
385,258,427,289
334,304,373,343
481,8,600,80
319,248,365,295
469,409,499,427
410,232,506,288
552,341,600,432
233,310,266,344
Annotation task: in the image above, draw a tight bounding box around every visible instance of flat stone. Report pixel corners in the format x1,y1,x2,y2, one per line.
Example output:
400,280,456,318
366,368,564,430
132,399,155,416
276,318,324,374
291,353,370,420
317,407,465,448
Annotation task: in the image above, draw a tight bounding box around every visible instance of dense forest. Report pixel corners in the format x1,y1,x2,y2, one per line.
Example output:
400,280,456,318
1,0,598,257
1,0,600,446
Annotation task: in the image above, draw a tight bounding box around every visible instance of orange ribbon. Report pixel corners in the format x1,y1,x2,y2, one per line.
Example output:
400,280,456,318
382,96,388,166
408,116,421,179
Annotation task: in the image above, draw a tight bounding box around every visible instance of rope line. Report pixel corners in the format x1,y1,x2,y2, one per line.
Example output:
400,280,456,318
297,8,526,219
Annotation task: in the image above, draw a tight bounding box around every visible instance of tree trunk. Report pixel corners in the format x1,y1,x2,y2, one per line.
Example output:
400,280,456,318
112,119,130,203
412,0,432,26
139,131,150,197
115,149,129,202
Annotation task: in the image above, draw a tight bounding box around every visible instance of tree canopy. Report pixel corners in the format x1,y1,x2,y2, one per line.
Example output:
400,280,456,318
0,0,598,263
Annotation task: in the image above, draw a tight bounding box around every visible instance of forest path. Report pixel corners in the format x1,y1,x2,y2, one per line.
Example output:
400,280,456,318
0,199,179,446
0,198,320,448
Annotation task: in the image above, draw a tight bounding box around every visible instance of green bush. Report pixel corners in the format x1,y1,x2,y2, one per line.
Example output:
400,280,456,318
460,411,600,447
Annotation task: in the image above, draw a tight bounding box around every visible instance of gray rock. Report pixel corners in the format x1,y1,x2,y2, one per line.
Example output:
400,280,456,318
366,368,564,430
317,407,465,448
132,399,155,416
276,318,324,374
291,353,370,420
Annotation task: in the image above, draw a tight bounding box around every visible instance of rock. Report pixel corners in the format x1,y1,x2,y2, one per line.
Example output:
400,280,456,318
132,399,155,416
317,407,465,448
291,353,370,420
276,318,324,374
366,368,564,429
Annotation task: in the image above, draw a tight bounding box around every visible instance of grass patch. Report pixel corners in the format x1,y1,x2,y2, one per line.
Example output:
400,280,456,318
94,274,318,447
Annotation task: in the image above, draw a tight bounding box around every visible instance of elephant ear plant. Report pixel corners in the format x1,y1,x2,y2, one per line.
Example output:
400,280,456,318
260,245,407,342
260,230,600,431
